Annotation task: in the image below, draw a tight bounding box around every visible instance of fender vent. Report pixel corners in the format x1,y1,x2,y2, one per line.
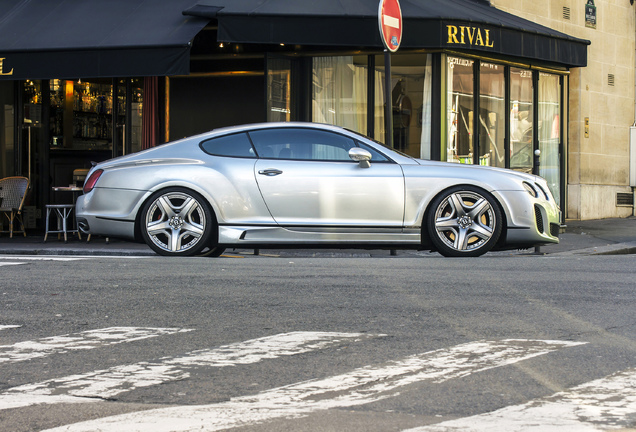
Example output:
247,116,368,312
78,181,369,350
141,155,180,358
617,192,634,206
534,205,545,234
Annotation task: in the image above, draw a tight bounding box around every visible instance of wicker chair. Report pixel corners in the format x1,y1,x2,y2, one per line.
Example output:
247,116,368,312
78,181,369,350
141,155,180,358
0,176,29,238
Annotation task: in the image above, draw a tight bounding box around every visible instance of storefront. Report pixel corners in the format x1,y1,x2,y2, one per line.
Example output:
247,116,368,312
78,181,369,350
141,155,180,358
0,0,588,232
184,0,588,215
0,0,211,229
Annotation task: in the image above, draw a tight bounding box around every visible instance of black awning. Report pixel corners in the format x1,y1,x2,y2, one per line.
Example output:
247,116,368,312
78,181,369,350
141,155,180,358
185,0,589,68
0,0,211,80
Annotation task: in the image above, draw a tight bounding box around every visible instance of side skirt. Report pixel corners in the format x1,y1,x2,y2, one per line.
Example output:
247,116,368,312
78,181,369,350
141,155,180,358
218,225,422,246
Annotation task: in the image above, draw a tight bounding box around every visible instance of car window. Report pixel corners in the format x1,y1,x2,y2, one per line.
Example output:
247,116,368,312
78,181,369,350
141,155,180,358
200,132,256,158
357,142,390,162
248,128,357,161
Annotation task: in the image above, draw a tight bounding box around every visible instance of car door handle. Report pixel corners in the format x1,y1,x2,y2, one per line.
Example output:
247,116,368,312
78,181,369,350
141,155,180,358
258,169,283,176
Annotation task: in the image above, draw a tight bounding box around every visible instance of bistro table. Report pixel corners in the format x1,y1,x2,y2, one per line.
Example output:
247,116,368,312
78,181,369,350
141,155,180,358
44,186,83,242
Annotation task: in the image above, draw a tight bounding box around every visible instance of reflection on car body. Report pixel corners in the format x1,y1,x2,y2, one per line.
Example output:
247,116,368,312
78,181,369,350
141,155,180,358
76,122,559,257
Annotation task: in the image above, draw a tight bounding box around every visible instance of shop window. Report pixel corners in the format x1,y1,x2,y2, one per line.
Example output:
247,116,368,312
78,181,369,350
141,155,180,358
312,56,368,135
23,80,44,180
48,78,144,155
130,78,143,154
479,63,505,167
311,54,432,159
0,81,14,178
510,67,534,172
267,58,292,122
446,57,475,163
49,79,114,151
116,78,144,155
384,54,432,159
538,72,561,204
373,57,386,144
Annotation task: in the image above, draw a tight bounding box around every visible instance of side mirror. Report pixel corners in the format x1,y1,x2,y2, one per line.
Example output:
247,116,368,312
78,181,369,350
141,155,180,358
348,148,372,168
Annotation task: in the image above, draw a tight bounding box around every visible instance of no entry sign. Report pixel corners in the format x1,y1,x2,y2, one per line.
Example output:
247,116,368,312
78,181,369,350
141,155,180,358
378,0,402,52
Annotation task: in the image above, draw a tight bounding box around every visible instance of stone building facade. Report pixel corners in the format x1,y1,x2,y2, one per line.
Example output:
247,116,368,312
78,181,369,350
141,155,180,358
493,0,636,219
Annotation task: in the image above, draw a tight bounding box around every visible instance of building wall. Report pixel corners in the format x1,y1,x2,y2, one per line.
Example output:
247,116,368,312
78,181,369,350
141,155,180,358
492,0,635,220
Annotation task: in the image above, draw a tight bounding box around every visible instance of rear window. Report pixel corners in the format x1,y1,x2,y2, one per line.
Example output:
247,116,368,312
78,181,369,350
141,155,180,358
200,132,256,158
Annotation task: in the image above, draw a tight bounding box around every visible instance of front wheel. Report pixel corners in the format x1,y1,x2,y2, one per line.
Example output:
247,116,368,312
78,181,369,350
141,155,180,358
140,188,215,256
426,186,502,257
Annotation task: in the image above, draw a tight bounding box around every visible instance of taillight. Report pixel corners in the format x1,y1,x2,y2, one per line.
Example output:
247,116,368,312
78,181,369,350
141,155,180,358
83,169,103,194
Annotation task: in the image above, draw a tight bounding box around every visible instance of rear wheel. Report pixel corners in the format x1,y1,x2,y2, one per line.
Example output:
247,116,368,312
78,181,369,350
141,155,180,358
140,188,215,256
427,186,502,257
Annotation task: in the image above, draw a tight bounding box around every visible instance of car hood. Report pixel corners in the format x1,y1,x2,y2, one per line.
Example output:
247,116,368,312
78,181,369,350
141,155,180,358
413,158,543,183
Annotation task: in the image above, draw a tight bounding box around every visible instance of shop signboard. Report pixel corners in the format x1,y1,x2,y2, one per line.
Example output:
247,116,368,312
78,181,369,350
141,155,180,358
585,0,596,29
378,0,402,52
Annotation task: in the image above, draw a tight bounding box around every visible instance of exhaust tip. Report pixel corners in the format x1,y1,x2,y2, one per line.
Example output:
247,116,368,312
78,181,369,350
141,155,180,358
77,218,90,233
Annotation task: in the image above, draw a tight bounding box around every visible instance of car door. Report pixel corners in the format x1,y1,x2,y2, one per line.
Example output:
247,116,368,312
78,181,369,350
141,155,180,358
250,127,405,227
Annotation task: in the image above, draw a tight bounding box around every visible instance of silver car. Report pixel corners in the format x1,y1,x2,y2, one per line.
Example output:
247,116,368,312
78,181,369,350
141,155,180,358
76,122,559,257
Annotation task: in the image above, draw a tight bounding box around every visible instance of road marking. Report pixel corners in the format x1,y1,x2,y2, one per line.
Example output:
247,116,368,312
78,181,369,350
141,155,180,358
0,256,149,261
0,256,87,261
0,327,192,365
402,367,636,432
0,331,379,410
0,325,21,330
0,262,27,266
42,339,585,432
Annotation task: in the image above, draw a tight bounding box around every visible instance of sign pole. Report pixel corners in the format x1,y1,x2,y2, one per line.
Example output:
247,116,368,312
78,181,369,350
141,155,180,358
378,0,402,148
384,50,393,148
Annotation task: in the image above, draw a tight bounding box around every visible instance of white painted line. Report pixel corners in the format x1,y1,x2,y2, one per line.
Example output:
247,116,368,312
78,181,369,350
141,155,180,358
0,256,150,260
162,331,377,367
0,327,192,365
42,339,586,432
402,367,636,432
0,332,378,410
383,15,400,29
0,256,86,261
0,325,21,330
0,262,27,266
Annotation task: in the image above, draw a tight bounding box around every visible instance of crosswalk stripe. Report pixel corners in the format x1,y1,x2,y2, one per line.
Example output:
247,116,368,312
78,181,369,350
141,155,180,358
41,339,586,432
402,367,636,432
0,325,21,331
0,327,192,365
0,331,380,410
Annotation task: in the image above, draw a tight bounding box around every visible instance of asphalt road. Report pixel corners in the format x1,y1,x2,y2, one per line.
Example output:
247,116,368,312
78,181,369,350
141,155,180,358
1,254,636,431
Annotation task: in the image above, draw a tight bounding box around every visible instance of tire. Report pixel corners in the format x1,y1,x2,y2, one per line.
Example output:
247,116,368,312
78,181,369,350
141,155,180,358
426,186,502,257
140,188,215,257
197,247,226,257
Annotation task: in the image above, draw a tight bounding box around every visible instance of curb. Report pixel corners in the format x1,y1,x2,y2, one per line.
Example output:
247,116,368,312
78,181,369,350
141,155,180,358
549,241,636,256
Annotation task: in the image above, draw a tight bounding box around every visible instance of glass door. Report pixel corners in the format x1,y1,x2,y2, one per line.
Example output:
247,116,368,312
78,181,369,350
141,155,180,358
538,72,562,204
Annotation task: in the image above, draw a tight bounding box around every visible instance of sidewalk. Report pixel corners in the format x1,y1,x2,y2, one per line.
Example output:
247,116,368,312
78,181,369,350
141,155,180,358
1,217,635,257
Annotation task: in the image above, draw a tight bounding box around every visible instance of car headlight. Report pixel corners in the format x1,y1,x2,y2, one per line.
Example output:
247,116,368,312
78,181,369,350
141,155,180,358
523,181,538,198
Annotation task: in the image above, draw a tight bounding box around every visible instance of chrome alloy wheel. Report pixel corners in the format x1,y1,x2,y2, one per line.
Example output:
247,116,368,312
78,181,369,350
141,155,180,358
142,189,212,256
428,187,502,257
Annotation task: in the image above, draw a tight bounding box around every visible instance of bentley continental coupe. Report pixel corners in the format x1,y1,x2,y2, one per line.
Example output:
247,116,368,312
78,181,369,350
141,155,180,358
76,122,560,257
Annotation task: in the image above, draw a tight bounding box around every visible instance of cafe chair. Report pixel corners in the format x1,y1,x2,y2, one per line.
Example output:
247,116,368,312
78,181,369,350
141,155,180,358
0,176,29,238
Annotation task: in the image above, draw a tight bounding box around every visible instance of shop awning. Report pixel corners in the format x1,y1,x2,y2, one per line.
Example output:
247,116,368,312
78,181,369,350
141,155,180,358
0,0,211,80
184,0,589,68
